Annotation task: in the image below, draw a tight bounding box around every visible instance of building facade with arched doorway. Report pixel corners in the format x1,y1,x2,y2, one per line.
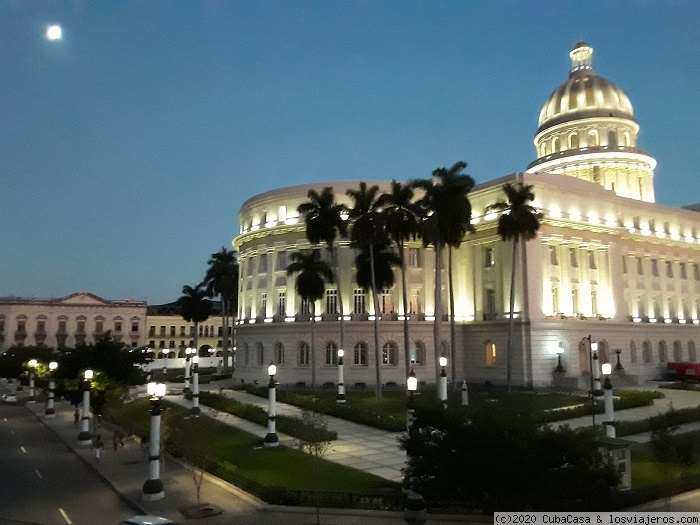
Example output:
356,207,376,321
231,42,700,390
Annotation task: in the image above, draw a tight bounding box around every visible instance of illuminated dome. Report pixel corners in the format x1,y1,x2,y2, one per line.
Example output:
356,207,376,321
527,42,656,203
538,42,635,134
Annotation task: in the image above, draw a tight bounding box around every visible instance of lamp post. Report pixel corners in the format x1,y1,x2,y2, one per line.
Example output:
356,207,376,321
77,369,93,445
142,381,166,501
161,348,170,377
554,347,565,373
184,347,194,394
615,349,625,372
584,335,599,430
407,369,417,431
461,380,469,406
264,363,278,447
336,348,346,404
45,361,58,418
190,354,200,415
602,363,616,438
28,359,38,402
438,356,447,405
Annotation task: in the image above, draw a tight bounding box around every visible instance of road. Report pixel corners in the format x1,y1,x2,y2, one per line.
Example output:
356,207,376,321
0,402,137,525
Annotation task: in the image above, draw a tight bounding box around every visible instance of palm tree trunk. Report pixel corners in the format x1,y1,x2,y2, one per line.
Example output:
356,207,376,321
311,301,317,391
433,242,443,387
369,242,382,401
449,245,456,389
506,236,519,393
399,240,411,379
330,245,346,353
221,298,229,374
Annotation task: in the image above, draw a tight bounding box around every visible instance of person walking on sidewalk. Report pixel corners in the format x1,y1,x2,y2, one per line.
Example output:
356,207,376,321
92,435,104,461
73,409,79,426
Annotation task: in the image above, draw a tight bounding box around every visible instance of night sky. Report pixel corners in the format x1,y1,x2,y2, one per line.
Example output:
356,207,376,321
2,1,698,304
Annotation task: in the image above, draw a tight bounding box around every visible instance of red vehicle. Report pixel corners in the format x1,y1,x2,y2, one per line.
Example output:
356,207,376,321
666,362,700,380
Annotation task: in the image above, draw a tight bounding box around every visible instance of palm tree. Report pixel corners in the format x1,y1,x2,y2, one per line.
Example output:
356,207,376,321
203,247,239,374
297,188,349,351
485,181,543,392
286,249,334,391
177,283,213,357
377,180,423,379
413,161,474,388
346,182,387,401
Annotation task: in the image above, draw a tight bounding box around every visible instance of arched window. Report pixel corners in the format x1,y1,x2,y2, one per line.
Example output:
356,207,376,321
608,130,617,147
485,341,497,367
298,341,310,366
256,342,264,365
658,341,668,363
588,130,599,146
689,341,697,362
569,133,579,149
353,342,368,366
642,341,652,363
673,341,683,362
411,341,426,365
325,341,338,365
382,342,398,366
623,131,631,147
552,136,561,153
629,341,638,364
274,342,285,365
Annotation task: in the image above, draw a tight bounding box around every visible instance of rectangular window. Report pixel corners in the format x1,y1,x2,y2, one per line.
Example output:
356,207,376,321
572,288,579,314
695,264,700,281
131,322,139,333
170,326,176,336
680,263,687,279
485,342,497,367
160,326,166,336
550,246,559,266
59,320,67,332
259,253,268,273
380,288,393,314
353,289,367,314
485,289,496,315
277,292,286,316
325,289,338,315
408,248,421,268
621,256,627,274
569,247,578,267
484,247,495,267
300,298,311,315
651,259,659,277
591,290,598,316
149,326,155,336
552,287,559,314
115,321,122,332
666,260,673,278
409,289,422,314
77,320,85,332
37,320,46,332
95,320,103,333
276,251,287,271
260,292,267,316
246,259,254,276
636,257,643,275
588,250,597,269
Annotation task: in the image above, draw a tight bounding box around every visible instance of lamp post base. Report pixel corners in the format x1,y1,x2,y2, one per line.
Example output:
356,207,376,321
142,478,165,501
77,431,92,446
336,393,346,404
190,406,201,415
44,408,55,418
263,433,279,447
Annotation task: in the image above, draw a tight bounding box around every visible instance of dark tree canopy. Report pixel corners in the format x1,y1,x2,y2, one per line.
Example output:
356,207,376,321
297,187,348,249
286,249,334,302
354,243,401,293
178,283,212,325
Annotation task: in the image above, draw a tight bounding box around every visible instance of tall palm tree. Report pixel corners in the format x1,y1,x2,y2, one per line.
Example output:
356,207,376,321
297,188,349,352
346,182,387,401
286,249,334,391
203,247,239,374
413,161,474,388
377,180,423,379
485,181,543,392
177,283,213,357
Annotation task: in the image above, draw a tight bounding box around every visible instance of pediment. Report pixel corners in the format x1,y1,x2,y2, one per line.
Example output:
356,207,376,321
56,292,110,306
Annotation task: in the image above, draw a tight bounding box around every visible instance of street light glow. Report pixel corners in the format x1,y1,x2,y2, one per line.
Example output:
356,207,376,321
84,369,93,380
46,24,63,41
28,359,38,368
49,361,58,371
601,363,612,375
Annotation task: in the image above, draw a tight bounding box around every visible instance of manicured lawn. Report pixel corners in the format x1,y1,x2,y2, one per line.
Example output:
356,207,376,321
108,399,397,496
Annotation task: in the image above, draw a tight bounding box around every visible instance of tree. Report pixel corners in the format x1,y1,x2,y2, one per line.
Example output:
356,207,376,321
413,162,474,387
485,181,543,391
177,283,213,357
377,180,423,379
286,249,334,391
297,188,349,352
347,182,388,401
203,247,239,374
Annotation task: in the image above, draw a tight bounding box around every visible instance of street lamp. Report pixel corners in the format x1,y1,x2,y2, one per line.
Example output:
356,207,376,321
142,382,166,501
45,361,58,418
184,347,195,394
438,356,448,405
190,354,200,415
77,369,93,445
584,335,601,429
28,359,38,402
264,363,279,447
602,363,616,438
336,348,346,404
162,348,170,377
554,346,565,373
406,369,417,431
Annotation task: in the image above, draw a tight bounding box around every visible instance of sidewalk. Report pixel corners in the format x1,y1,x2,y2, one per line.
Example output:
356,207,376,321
26,398,479,524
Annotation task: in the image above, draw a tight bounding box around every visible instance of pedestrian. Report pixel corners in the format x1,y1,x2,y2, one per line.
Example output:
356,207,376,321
92,435,104,461
73,409,79,426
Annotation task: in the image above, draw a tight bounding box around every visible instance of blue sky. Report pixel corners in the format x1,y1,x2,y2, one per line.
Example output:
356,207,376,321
1,1,698,304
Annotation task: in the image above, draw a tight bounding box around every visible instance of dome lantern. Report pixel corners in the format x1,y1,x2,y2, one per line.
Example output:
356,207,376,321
570,41,594,75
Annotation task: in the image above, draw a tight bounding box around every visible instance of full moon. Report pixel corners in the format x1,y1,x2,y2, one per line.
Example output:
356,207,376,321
46,24,62,41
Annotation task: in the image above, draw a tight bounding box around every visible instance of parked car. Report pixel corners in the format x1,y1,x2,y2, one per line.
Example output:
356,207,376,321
121,517,175,525
2,393,17,403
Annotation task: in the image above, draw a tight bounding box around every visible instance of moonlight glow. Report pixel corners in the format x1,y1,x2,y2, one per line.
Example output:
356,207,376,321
46,25,62,41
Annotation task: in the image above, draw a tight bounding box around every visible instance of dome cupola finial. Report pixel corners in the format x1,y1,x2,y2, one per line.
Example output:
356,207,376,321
569,41,593,76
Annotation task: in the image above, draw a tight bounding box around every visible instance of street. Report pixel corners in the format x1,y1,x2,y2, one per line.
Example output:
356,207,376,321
0,402,137,525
